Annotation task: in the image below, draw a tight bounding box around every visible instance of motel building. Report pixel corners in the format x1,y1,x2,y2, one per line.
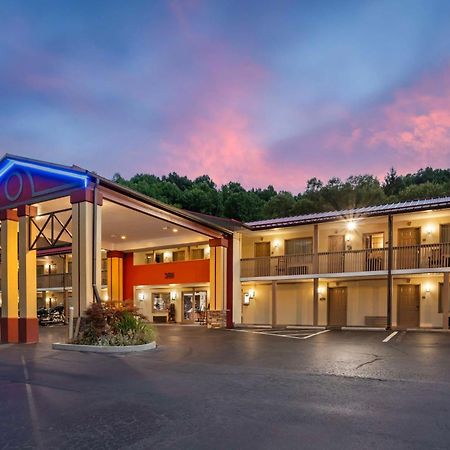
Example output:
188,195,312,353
0,154,449,344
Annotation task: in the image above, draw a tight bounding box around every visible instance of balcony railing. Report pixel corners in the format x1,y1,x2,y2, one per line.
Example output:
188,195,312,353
37,273,72,289
241,243,450,278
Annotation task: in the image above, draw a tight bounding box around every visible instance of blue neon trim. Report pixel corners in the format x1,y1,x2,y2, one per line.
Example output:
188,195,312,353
0,159,89,185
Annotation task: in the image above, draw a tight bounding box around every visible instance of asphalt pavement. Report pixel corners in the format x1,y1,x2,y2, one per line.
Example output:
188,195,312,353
1,325,450,449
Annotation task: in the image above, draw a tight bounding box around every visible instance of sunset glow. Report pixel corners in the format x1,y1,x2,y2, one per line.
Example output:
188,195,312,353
1,1,450,191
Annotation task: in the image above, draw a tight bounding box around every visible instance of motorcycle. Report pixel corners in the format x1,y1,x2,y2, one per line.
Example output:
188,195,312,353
38,305,66,326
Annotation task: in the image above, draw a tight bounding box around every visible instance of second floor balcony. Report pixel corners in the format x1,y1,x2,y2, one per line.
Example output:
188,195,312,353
241,242,450,278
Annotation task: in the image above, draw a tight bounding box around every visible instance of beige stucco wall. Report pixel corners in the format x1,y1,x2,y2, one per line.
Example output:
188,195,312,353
242,284,272,324
276,282,314,325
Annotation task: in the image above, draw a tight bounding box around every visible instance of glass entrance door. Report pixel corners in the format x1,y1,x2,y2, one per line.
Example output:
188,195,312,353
182,290,207,323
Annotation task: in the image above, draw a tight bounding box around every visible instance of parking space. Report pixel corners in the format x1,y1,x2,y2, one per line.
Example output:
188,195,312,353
233,327,329,339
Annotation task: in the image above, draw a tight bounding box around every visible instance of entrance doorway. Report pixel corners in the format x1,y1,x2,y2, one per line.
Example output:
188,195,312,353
397,228,420,269
328,287,347,327
328,235,345,273
397,284,420,328
182,290,207,324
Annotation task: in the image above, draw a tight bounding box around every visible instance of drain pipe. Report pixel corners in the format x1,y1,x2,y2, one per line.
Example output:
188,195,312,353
92,177,101,304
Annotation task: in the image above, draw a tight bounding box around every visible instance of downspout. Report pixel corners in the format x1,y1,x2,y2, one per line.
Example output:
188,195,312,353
92,178,101,303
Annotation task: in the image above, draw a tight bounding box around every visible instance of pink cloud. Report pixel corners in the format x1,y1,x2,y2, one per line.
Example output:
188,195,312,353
335,65,450,172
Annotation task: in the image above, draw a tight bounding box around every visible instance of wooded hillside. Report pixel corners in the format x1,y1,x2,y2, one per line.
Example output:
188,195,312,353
112,168,450,222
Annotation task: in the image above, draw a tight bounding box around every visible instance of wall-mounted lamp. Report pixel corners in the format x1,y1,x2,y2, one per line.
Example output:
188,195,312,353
243,293,250,305
170,291,177,301
346,221,356,231
345,234,352,242
248,288,256,299
273,240,281,249
138,292,145,301
424,284,431,294
425,225,433,236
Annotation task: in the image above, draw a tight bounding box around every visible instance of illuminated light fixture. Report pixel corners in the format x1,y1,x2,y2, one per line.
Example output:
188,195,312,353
425,284,431,293
273,239,281,249
426,225,433,236
317,286,325,295
120,235,127,240
170,291,177,301
162,226,168,230
0,159,89,187
138,292,145,301
243,293,250,305
248,288,256,299
346,221,356,231
172,228,178,233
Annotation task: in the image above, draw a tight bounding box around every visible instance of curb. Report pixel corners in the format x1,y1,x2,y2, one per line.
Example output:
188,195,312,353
52,341,157,353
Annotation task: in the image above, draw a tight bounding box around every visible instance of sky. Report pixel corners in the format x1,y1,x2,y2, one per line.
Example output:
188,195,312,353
2,0,450,193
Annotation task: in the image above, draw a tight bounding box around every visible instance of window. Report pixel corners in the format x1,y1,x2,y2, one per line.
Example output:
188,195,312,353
440,224,450,243
363,233,384,249
154,252,164,263
173,250,185,262
153,293,170,312
285,237,313,255
191,248,205,260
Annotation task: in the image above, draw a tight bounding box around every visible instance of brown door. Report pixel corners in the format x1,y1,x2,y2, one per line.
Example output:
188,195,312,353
254,242,271,276
328,287,347,327
328,235,345,273
397,285,420,328
397,228,420,269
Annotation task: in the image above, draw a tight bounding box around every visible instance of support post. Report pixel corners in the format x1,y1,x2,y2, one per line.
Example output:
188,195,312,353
0,209,19,343
387,214,394,330
443,272,449,330
209,237,228,327
18,205,38,343
272,281,277,327
71,189,102,317
107,251,124,304
313,278,319,326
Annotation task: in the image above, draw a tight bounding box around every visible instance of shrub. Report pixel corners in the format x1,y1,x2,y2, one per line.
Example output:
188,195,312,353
72,303,156,346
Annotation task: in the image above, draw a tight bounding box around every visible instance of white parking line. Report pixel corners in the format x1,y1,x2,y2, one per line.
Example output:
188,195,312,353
301,329,330,339
382,331,399,343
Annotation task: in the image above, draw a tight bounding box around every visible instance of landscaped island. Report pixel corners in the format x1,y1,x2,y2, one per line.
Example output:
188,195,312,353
53,303,157,353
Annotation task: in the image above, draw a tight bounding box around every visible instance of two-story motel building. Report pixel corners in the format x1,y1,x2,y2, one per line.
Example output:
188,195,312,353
0,154,449,343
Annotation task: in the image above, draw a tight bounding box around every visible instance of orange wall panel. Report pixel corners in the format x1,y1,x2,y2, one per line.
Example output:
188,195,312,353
123,253,210,300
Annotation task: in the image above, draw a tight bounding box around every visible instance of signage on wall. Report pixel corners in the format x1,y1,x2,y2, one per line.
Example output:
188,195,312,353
164,272,175,279
0,158,89,209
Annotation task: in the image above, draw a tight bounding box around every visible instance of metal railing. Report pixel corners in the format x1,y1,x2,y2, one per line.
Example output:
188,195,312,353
241,243,450,278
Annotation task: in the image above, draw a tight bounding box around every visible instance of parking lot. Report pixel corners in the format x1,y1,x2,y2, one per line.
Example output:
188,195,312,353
1,325,450,449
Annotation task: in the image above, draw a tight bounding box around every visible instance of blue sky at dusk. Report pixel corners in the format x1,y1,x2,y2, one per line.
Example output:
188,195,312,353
2,0,450,191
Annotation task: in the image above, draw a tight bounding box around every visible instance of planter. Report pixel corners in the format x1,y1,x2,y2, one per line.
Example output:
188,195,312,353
52,341,156,353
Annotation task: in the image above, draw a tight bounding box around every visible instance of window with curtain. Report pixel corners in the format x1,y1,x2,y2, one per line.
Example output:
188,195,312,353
285,237,313,255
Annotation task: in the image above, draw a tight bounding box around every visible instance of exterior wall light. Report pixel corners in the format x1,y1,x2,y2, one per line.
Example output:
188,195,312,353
346,221,356,231
273,240,281,249
248,288,256,299
243,293,250,305
425,225,433,236
425,284,431,293
170,291,177,301
138,292,145,301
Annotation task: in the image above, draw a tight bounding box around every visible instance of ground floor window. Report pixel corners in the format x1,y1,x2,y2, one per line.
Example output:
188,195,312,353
153,293,170,312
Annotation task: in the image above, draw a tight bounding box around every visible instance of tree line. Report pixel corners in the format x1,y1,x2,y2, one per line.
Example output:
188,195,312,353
112,167,450,222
